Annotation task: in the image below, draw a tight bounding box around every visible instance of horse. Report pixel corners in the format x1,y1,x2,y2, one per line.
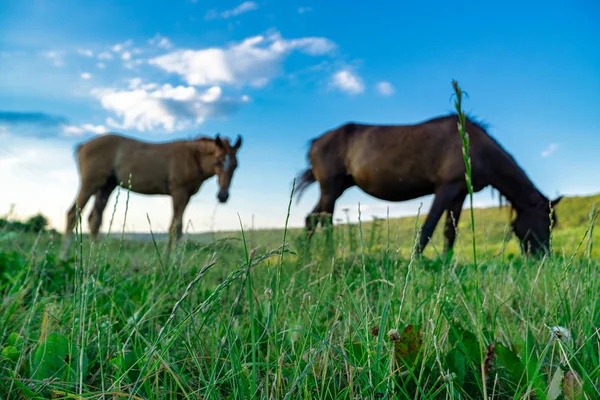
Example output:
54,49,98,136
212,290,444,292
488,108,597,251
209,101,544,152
295,114,562,256
59,133,242,260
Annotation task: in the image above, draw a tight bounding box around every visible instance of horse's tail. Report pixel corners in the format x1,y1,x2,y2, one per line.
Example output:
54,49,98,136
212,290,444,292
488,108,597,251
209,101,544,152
295,168,316,202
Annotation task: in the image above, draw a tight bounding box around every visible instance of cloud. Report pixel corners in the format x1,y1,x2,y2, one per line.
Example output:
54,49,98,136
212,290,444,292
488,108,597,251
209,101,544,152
42,51,65,67
0,137,79,230
0,111,68,127
376,81,395,96
331,68,364,94
91,79,248,132
77,48,94,57
121,51,132,60
541,143,559,157
298,6,313,14
81,72,92,80
97,62,106,69
205,1,258,20
62,124,108,136
112,40,133,53
97,51,113,60
149,31,336,87
149,34,173,49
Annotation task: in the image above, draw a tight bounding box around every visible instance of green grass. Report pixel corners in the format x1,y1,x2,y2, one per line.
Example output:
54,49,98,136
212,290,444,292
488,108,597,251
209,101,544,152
1,80,599,399
0,190,599,399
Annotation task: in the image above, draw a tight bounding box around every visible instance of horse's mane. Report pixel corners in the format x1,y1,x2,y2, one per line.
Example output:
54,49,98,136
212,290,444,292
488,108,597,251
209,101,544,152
460,113,514,219
191,135,215,142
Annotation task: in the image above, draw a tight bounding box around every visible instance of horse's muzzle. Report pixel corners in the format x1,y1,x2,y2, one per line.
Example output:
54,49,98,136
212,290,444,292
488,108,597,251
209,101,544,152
218,192,229,203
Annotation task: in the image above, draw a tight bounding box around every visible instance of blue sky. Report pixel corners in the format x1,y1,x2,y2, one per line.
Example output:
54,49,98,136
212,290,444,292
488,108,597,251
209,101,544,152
1,0,599,234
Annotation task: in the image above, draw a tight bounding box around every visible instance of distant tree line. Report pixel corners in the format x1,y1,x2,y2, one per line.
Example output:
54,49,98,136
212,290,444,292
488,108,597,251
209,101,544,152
0,213,58,235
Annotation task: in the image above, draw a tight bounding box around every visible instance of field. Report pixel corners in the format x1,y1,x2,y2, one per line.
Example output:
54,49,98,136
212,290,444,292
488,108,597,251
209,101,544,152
1,190,599,399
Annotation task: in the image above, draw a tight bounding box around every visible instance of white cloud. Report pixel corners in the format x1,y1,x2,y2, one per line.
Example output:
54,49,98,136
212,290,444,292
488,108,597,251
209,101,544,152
42,51,65,67
149,31,336,87
149,34,173,49
112,40,134,53
206,1,258,20
81,72,92,80
331,68,364,95
298,6,313,14
0,137,78,230
97,51,113,60
91,79,246,132
77,48,94,57
376,81,395,96
62,124,108,136
121,51,132,61
541,143,559,157
124,59,144,70
97,62,106,69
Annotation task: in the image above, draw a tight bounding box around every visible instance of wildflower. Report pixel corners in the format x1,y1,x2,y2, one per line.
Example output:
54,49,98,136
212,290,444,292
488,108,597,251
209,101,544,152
370,325,380,337
302,292,311,305
484,342,495,376
264,288,273,300
387,329,400,341
549,326,571,343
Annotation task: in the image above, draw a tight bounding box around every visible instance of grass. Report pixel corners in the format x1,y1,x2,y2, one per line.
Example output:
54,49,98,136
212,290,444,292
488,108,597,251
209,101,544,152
1,83,600,399
1,195,600,399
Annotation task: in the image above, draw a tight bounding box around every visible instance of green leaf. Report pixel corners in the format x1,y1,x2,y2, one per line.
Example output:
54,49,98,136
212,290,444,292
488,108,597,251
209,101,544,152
32,332,70,380
7,332,24,348
1,345,20,363
547,367,564,400
524,329,545,398
445,348,466,386
450,328,481,364
32,332,88,382
495,343,525,384
110,349,141,382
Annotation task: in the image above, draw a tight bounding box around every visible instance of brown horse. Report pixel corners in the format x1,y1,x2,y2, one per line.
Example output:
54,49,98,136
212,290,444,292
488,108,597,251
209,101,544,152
295,114,562,255
60,133,242,259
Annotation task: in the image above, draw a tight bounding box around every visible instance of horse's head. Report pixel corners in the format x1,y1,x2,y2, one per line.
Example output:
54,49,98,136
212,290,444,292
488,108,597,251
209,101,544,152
511,196,563,255
214,134,242,203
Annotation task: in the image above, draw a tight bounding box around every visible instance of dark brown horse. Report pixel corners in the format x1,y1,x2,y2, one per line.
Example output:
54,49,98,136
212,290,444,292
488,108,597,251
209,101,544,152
60,133,242,259
296,114,562,255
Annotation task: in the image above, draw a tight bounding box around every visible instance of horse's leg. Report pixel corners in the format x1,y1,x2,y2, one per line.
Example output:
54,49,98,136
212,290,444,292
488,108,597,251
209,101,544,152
418,183,463,254
88,179,117,241
305,176,351,238
443,193,466,254
166,190,192,263
305,203,322,239
60,185,95,260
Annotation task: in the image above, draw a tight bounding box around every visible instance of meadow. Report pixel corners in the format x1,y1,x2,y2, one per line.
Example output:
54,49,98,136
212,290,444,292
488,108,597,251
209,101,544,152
0,189,599,399
1,84,599,399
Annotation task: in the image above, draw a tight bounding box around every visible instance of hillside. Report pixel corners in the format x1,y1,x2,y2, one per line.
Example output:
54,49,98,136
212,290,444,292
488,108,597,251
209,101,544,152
184,192,600,259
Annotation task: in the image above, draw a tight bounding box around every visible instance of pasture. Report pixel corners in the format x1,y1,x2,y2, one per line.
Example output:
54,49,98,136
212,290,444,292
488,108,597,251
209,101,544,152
1,191,599,399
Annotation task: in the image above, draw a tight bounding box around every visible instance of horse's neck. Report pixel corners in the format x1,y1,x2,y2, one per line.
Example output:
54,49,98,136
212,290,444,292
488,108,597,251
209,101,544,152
189,141,217,174
488,149,546,212
191,139,216,154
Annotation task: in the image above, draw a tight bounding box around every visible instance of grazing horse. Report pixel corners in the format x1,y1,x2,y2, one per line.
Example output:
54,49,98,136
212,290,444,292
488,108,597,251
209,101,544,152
60,133,242,259
295,114,562,256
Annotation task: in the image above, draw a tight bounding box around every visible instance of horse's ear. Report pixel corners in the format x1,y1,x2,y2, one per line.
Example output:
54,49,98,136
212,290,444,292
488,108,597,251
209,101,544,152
215,134,224,148
550,195,564,208
233,135,242,150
